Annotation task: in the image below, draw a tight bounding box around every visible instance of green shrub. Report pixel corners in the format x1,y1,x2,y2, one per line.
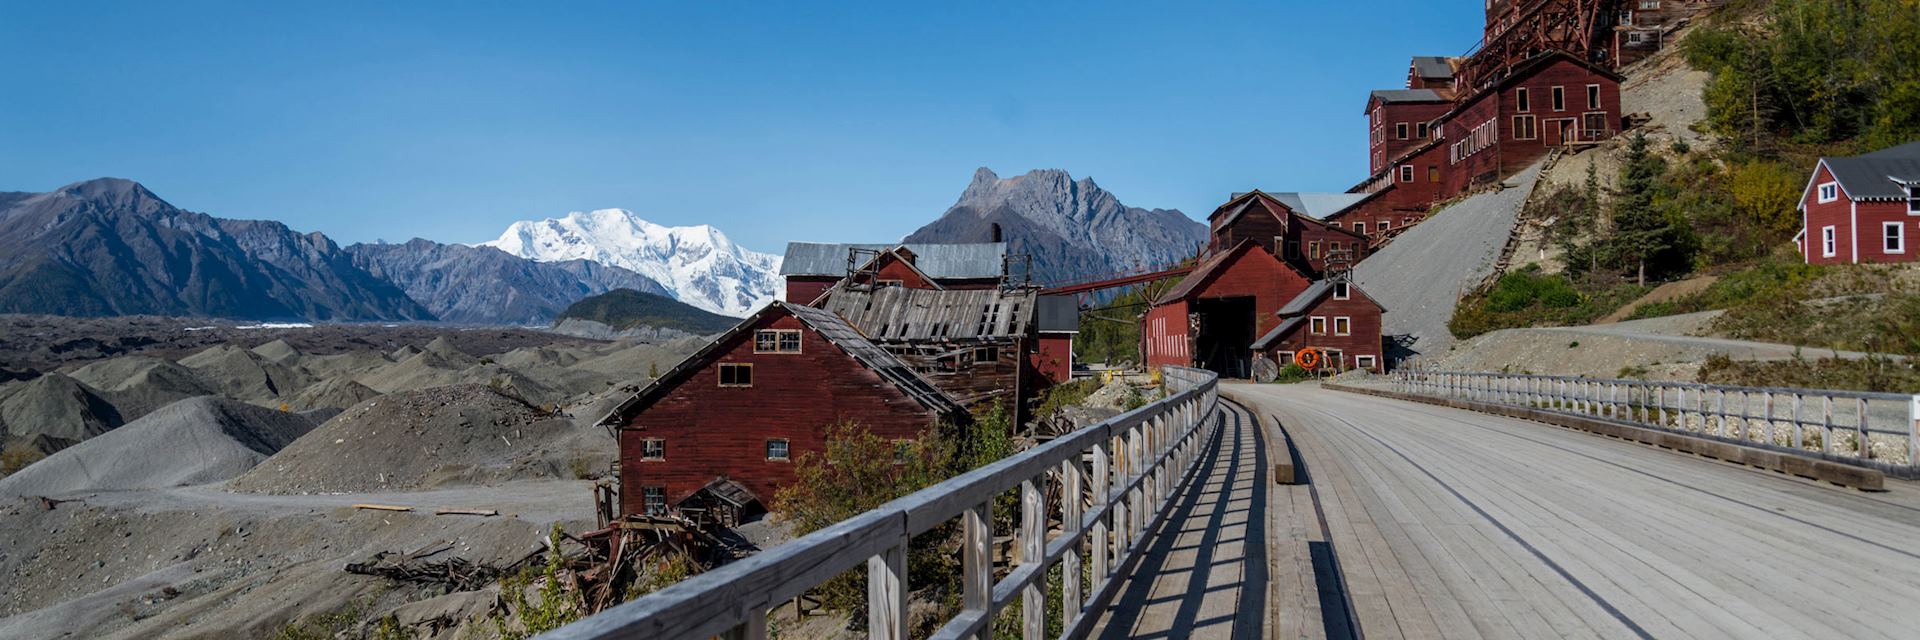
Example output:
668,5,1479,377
1449,267,1646,339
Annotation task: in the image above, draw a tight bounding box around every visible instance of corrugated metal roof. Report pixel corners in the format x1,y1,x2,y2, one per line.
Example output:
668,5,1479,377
780,242,1007,278
1037,295,1080,333
1370,89,1447,104
1250,316,1305,350
1276,281,1334,316
1411,56,1455,79
1271,193,1372,219
1824,142,1920,200
815,287,1037,342
596,301,964,426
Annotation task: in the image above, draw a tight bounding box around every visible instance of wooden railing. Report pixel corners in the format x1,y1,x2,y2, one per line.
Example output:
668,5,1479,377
1393,370,1919,473
543,366,1221,640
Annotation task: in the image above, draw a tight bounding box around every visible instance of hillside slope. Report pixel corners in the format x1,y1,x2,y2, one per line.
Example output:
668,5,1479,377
347,239,671,325
554,288,739,335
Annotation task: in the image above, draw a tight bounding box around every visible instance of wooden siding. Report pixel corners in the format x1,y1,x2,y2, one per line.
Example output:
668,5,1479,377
1148,245,1312,370
1030,334,1074,385
1261,294,1386,373
1143,301,1190,369
1369,101,1451,175
618,312,941,516
785,276,838,304
1444,57,1620,196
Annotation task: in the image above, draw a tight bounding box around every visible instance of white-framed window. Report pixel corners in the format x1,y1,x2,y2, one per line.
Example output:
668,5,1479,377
1277,351,1295,365
766,438,790,461
1822,226,1838,257
1380,219,1392,231
719,363,753,387
1886,222,1905,254
641,438,665,461
1333,282,1351,300
1627,31,1644,44
1516,87,1530,112
1400,165,1414,182
753,329,802,353
1396,122,1408,140
1552,86,1566,112
1908,185,1919,214
1309,316,1328,335
642,486,667,515
1817,182,1839,204
1416,122,1429,139
1587,84,1602,110
1512,115,1538,140
1333,317,1352,336
1354,222,1367,235
1356,355,1378,370
1640,0,1661,9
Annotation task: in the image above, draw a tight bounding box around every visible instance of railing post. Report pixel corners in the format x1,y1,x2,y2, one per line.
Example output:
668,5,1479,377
1062,457,1083,623
869,542,907,640
1715,390,1727,438
1857,397,1871,459
1128,424,1146,544
1021,474,1047,639
963,501,992,640
1909,395,1920,468
1763,392,1775,445
1091,439,1111,593
1108,434,1128,580
1823,396,1835,454
1792,394,1804,450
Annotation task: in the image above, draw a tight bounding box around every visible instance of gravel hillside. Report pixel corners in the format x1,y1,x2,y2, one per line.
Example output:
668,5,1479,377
0,397,315,497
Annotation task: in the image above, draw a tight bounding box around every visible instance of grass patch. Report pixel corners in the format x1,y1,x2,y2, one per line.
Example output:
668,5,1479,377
1697,354,1920,394
1449,266,1647,339
1268,363,1316,384
1034,379,1100,418
0,443,46,477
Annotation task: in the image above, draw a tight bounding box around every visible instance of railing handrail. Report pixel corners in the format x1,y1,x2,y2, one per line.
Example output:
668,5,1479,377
544,366,1222,640
1405,368,1913,402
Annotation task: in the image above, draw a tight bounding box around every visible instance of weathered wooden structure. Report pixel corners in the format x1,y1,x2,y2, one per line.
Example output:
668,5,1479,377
778,242,1010,303
1443,51,1624,193
1207,190,1370,278
814,285,1043,408
599,301,967,517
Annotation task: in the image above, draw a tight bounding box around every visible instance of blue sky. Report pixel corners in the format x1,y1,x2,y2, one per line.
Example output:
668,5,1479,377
0,2,1478,251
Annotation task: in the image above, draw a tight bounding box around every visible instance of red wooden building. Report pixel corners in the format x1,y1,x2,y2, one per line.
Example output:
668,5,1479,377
1443,51,1623,194
1367,89,1452,176
1795,142,1920,265
779,242,1008,303
1142,240,1312,377
1207,190,1371,278
1251,279,1388,373
598,301,965,518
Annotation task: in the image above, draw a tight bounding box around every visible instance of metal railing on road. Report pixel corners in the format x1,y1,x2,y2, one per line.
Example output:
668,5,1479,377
543,366,1221,640
1393,370,1919,471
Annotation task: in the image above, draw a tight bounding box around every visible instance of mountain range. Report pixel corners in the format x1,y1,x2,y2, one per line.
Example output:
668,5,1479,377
906,168,1206,285
0,170,1201,325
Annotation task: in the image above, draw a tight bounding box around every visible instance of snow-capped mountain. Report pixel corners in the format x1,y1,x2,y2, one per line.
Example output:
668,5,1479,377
480,209,781,317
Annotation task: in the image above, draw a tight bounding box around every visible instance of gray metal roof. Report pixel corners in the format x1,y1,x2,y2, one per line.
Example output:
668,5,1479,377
1037,295,1080,334
1251,316,1306,350
780,242,1008,278
1411,56,1455,79
1369,89,1447,105
1271,193,1372,220
1276,281,1334,317
814,287,1037,342
1824,142,1920,200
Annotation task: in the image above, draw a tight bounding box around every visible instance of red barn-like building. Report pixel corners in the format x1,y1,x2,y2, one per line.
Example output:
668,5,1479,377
1796,142,1920,265
1143,240,1312,377
599,302,965,518
1208,190,1371,278
1367,89,1452,175
1252,279,1388,373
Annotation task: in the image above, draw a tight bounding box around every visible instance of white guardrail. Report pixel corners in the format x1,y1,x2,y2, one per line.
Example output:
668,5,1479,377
542,366,1222,640
1393,369,1920,474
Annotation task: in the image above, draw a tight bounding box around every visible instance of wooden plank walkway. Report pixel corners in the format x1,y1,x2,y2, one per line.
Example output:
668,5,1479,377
1229,382,1920,640
1086,400,1266,639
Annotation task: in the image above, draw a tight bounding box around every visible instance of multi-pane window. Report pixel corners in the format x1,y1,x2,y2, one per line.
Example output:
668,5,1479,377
766,438,790,461
1513,115,1538,140
1886,222,1905,254
1818,183,1839,203
1822,226,1837,257
719,363,753,387
1908,186,1919,214
1334,317,1352,336
1552,86,1566,111
1516,87,1530,112
973,346,999,363
1396,123,1408,140
1587,85,1602,110
1400,165,1414,182
754,329,802,353
641,438,665,460
1309,317,1328,335
642,487,666,515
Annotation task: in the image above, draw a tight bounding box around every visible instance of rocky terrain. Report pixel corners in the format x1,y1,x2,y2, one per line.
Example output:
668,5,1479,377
347,239,672,325
905,168,1208,286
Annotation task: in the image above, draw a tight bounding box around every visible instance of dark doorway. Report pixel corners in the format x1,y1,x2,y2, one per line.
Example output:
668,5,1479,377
1192,296,1256,378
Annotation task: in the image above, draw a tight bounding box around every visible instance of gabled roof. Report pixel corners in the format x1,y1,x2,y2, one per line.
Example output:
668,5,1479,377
1251,280,1386,350
1411,56,1455,80
780,242,1007,278
814,286,1038,342
853,247,946,291
1213,191,1369,241
1156,240,1308,305
596,301,964,427
1271,193,1372,220
1348,138,1445,193
1813,141,1920,201
1366,89,1448,113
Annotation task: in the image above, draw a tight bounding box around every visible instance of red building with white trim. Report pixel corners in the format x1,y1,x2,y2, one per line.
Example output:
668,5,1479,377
1796,142,1920,265
1252,279,1388,373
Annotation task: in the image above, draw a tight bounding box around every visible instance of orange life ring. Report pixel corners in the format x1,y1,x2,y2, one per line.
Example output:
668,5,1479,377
1294,348,1321,370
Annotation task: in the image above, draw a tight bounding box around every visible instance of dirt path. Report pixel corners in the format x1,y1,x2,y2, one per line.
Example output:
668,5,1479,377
1596,275,1719,323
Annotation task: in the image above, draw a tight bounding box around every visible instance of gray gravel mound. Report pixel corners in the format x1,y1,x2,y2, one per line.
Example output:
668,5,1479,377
285,377,382,412
250,338,302,363
179,345,312,401
1355,161,1543,359
66,356,216,422
230,384,577,494
0,373,122,448
0,396,315,497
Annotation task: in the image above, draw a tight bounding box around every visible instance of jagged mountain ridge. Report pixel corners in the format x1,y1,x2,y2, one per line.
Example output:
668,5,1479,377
0,179,433,321
480,209,782,317
346,239,673,325
903,168,1206,285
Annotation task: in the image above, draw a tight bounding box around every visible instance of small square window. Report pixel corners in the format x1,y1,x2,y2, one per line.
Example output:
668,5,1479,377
755,329,802,353
1310,316,1327,335
641,438,665,461
766,438,790,461
1400,165,1414,182
719,363,753,387
1818,182,1838,203
1356,355,1378,370
1333,282,1350,300
642,486,667,515
1885,222,1905,254
1334,317,1352,336
1355,222,1368,235
1396,123,1408,140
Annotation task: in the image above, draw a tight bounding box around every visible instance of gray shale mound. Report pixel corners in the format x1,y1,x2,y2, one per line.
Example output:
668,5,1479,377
0,396,315,497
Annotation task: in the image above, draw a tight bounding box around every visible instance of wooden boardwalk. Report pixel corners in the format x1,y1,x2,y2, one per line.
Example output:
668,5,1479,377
1087,400,1266,639
1228,382,1920,640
